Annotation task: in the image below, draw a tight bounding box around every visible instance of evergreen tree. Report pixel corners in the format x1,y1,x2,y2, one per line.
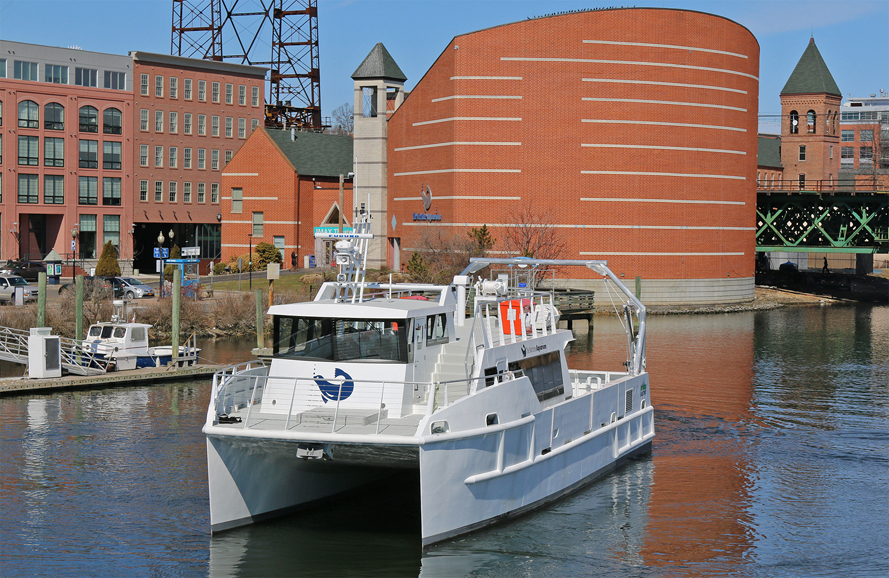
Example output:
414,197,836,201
95,241,121,276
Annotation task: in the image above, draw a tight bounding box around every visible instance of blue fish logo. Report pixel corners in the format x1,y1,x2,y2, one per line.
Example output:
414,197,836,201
313,368,354,403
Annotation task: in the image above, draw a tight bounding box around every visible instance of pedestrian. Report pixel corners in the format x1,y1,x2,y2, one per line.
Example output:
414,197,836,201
822,257,829,274
291,251,297,270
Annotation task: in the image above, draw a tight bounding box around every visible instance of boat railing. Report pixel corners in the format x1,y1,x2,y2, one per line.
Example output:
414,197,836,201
476,292,559,347
210,360,268,417
462,314,486,378
568,369,629,396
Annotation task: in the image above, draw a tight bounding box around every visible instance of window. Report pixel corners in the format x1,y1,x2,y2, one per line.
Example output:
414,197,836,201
798,174,805,190
103,215,120,249
426,313,448,345
212,81,220,103
140,73,149,95
184,148,192,169
14,60,38,81
75,67,97,87
211,149,219,170
225,83,233,104
198,80,206,101
251,118,259,131
252,212,263,236
140,145,148,167
238,118,246,138
155,75,164,97
860,129,874,142
842,130,854,142
169,181,177,203
155,110,163,132
806,110,816,134
45,103,64,130
103,177,121,205
0,58,4,78
252,86,259,107
103,108,122,134
45,175,64,204
183,182,192,203
18,100,38,128
225,116,233,138
362,87,378,117
105,71,126,90
211,115,219,136
79,106,98,132
18,135,39,165
197,148,206,169
169,146,177,168
45,64,68,84
155,146,163,168
231,188,243,213
198,114,206,135
211,183,219,203
169,111,178,133
79,215,97,258
184,113,192,134
104,141,121,170
197,182,206,203
44,137,64,167
799,145,806,161
184,78,192,100
78,176,98,204
170,76,178,99
225,150,233,165
155,181,163,202
841,147,854,162
860,146,874,163
789,110,799,134
18,174,38,203
140,180,148,202
140,109,149,131
79,140,98,168
830,145,834,159
238,85,246,105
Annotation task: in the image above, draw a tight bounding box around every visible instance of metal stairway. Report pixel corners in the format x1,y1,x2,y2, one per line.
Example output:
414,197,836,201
0,326,110,376
432,340,472,405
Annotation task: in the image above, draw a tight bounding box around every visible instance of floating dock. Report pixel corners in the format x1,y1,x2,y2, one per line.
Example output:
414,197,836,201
0,363,224,396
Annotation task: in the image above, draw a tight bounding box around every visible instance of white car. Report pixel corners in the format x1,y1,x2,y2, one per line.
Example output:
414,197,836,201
0,275,38,303
111,277,155,299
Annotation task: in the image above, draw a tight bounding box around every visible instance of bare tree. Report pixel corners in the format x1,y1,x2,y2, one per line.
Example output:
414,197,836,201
329,102,354,135
500,201,568,260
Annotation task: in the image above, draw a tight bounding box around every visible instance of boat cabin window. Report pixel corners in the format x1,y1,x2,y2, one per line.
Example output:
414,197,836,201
112,327,126,339
273,316,409,363
426,313,448,346
131,327,147,343
88,325,114,339
508,352,564,401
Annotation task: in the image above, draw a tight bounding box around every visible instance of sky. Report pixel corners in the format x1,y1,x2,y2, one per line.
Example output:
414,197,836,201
1,0,887,133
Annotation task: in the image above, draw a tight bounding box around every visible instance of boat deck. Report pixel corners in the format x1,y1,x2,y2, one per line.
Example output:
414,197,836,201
217,404,425,437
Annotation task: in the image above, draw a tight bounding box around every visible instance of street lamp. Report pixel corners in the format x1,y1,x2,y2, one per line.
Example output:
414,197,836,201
248,233,253,290
158,231,165,297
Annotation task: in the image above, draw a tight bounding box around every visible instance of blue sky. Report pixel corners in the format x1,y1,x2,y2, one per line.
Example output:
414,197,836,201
1,0,887,132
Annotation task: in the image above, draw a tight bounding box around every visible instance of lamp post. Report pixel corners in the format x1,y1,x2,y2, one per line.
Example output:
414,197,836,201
71,225,79,280
157,231,165,297
248,233,253,290
10,222,18,261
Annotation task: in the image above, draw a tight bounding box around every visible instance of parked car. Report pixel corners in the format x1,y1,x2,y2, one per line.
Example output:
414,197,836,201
107,277,155,299
58,276,113,297
0,261,46,282
0,275,38,303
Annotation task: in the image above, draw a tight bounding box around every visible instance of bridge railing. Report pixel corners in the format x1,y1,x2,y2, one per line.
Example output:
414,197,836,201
757,178,888,194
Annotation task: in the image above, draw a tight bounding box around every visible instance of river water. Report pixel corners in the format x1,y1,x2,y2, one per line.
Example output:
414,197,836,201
1,305,887,577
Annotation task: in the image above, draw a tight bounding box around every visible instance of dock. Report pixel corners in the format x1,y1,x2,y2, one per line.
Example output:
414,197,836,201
0,363,224,396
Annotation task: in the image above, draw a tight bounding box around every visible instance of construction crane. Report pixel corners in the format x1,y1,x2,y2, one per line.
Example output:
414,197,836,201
171,0,324,130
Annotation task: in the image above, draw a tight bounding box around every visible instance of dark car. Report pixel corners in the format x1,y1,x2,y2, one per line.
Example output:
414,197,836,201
0,261,46,282
58,276,113,297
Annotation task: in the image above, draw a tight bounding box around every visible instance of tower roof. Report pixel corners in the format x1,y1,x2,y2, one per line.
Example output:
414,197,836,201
780,38,840,96
351,43,406,82
264,129,353,177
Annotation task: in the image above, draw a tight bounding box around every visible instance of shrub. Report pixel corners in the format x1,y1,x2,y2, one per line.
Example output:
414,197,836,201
213,262,227,275
254,242,282,270
95,241,121,277
163,244,182,281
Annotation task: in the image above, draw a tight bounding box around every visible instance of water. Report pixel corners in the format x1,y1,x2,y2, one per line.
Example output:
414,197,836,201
1,305,887,577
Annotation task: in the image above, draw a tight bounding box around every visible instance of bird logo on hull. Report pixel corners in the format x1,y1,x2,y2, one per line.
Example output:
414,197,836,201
313,368,355,403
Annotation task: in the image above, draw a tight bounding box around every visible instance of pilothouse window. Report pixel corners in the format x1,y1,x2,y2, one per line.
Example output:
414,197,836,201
273,316,409,363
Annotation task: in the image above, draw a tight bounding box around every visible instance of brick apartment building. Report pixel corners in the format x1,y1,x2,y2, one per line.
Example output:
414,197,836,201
384,8,760,304
839,92,889,176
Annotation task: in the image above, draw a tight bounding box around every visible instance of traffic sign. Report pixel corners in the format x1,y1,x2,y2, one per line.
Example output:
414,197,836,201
154,247,170,258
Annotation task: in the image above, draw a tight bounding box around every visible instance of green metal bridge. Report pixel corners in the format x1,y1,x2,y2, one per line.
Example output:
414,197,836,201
757,180,889,253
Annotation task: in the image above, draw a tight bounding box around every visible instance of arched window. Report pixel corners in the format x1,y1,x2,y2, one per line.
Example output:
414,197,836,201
18,100,39,128
103,107,122,134
0,99,3,126
789,110,799,134
825,110,832,135
45,102,65,130
807,110,816,134
79,105,98,133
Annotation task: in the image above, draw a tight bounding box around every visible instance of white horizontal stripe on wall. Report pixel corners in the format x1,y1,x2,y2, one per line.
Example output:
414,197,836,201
431,95,522,102
221,196,279,201
582,143,745,155
581,170,745,180
394,168,521,176
582,118,746,132
403,223,754,231
582,39,748,59
582,97,746,112
582,78,747,94
501,57,759,81
265,221,300,225
221,173,259,177
394,196,522,201
580,252,746,256
394,141,521,151
581,197,745,205
413,117,522,126
451,76,522,80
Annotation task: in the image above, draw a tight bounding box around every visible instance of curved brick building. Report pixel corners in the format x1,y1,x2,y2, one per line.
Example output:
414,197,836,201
385,8,759,304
